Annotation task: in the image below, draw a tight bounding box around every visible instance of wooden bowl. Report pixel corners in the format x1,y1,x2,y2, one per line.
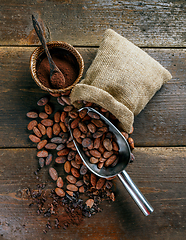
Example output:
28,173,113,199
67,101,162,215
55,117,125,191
30,41,84,93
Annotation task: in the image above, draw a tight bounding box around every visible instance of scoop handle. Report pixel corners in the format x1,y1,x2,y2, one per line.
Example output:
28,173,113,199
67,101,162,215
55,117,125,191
118,170,154,216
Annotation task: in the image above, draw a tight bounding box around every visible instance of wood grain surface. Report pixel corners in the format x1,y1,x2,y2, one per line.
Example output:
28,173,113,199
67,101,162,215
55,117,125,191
0,147,185,240
0,47,185,147
0,0,186,47
0,0,186,239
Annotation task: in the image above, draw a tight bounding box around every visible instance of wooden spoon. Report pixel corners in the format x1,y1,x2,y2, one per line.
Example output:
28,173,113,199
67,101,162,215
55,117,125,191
32,15,65,88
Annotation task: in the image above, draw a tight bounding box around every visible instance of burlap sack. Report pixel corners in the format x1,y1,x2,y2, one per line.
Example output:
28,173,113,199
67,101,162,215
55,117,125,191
70,29,172,133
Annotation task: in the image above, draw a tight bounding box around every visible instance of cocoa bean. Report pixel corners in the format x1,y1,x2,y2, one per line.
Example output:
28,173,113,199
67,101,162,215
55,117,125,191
79,186,85,193
82,138,92,148
71,168,80,178
60,122,67,132
67,184,78,192
98,162,104,169
37,97,48,106
121,131,128,139
104,155,117,167
27,120,37,130
98,144,105,154
93,131,104,138
71,117,80,129
64,105,73,112
57,97,65,106
60,111,67,122
41,119,53,127
75,180,84,187
82,115,91,122
128,137,134,150
37,139,47,150
73,128,81,139
37,123,46,135
99,126,108,133
71,160,80,169
61,96,71,105
76,137,82,144
87,141,94,150
64,161,71,173
53,123,61,135
91,119,105,127
38,158,45,168
37,150,48,158
78,122,88,134
90,173,97,187
100,107,108,112
90,157,99,164
103,138,113,151
85,199,94,208
75,154,83,164
60,132,69,143
89,150,101,158
84,101,93,107
29,134,40,143
39,112,48,119
55,156,66,164
44,104,52,115
57,177,64,188
66,141,75,148
80,165,88,175
33,127,42,138
103,151,113,158
112,141,119,151
83,174,90,185
68,110,78,119
46,153,53,165
45,143,57,150
111,157,119,167
106,132,113,139
66,191,74,197
51,137,62,144
88,111,100,119
79,109,87,118
55,188,65,197
57,148,70,156
129,126,134,134
87,123,96,133
49,167,58,181
54,112,61,123
46,127,53,138
96,178,106,190
26,112,38,118
67,151,76,161
66,175,77,184
99,157,106,163
93,138,101,149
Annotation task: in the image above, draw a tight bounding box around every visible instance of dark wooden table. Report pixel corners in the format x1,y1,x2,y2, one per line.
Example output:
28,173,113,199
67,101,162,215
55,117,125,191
0,1,185,239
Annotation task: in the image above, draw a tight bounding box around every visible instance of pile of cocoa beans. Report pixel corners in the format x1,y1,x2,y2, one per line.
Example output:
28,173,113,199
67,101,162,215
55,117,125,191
26,90,134,207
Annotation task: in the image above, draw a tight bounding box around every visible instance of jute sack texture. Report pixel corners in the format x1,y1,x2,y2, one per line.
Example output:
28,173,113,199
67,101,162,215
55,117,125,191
70,29,172,133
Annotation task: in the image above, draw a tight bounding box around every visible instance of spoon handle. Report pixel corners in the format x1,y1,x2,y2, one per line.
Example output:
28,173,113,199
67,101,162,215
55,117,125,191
118,170,154,216
32,15,56,71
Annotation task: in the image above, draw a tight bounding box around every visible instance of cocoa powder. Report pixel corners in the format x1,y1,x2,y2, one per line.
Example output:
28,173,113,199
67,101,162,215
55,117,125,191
37,49,79,89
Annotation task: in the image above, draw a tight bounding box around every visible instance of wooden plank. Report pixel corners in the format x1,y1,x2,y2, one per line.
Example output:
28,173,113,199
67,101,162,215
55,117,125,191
0,47,185,147
0,0,186,47
0,147,185,239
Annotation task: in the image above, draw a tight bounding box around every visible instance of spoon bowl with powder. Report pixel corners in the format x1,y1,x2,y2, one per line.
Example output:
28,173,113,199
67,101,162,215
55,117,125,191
32,15,65,88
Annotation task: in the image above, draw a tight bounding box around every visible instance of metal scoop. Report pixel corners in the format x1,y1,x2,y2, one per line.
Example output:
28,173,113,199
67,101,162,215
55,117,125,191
69,107,154,216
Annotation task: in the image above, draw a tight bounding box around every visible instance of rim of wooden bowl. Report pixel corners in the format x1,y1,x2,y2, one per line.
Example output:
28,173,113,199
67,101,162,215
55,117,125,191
30,41,84,93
